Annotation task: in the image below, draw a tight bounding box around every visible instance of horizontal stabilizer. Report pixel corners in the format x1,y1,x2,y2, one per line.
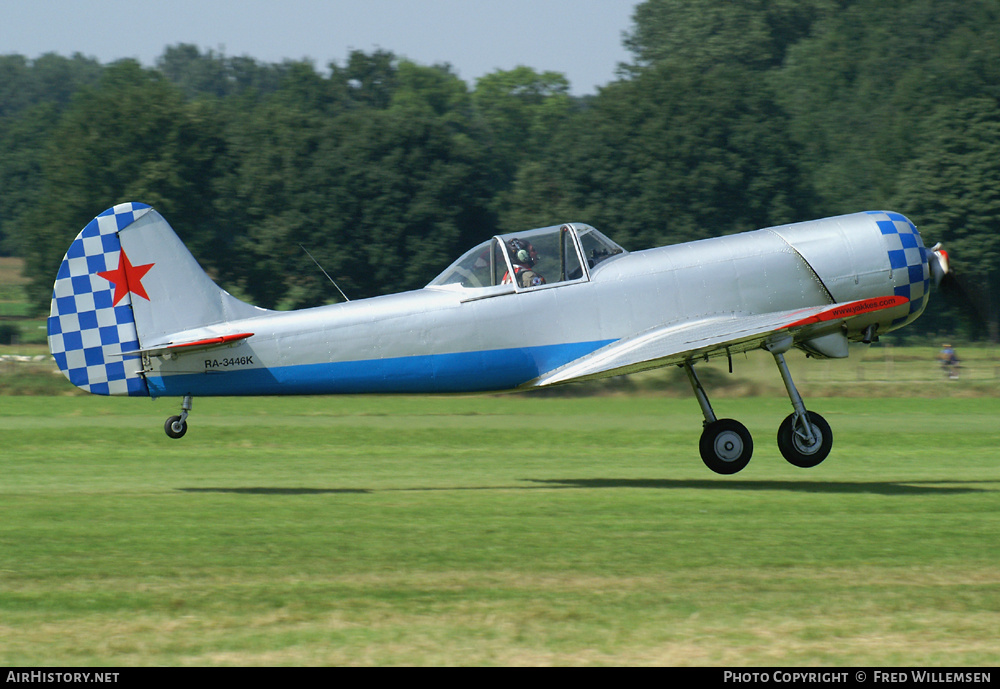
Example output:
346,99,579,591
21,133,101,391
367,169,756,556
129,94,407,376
120,332,254,357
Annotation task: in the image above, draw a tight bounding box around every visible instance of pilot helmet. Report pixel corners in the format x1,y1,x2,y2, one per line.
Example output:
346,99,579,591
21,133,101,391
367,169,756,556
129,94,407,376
508,238,536,267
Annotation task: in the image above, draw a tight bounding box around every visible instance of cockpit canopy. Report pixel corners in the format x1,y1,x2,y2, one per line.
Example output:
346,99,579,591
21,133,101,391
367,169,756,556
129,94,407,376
427,223,626,291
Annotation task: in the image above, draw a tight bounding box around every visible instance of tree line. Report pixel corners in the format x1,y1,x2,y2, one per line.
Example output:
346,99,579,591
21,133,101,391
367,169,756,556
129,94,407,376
1,0,998,340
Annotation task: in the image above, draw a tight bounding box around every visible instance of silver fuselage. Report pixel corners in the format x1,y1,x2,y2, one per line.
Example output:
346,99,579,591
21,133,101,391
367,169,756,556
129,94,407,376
140,212,928,397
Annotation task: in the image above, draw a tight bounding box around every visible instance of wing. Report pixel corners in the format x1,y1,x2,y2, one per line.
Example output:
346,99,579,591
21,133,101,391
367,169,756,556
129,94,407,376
532,296,906,386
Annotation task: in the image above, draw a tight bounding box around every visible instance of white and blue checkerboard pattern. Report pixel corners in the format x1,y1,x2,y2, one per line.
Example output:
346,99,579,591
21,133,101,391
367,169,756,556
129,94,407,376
47,203,151,396
868,211,930,327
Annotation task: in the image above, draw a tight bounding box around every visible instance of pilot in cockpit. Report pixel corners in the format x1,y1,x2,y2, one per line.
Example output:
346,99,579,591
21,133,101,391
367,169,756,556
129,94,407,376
503,238,546,288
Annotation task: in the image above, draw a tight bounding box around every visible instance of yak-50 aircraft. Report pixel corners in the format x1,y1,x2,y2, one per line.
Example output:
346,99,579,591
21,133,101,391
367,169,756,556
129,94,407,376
48,203,949,474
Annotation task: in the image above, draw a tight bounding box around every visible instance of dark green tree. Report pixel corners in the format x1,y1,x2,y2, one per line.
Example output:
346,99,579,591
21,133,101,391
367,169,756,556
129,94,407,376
892,98,1000,341
623,0,845,73
157,44,292,100
212,65,335,307
217,57,496,308
21,60,226,309
774,0,1000,212
503,62,810,250
472,67,573,180
0,102,60,255
332,49,399,110
0,53,102,254
0,52,101,119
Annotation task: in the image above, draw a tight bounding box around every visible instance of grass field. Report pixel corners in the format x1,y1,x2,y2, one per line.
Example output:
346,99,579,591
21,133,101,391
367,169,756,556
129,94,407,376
1,392,998,666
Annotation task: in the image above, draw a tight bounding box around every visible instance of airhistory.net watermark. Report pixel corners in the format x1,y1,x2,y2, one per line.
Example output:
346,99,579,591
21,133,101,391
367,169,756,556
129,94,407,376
6,673,119,684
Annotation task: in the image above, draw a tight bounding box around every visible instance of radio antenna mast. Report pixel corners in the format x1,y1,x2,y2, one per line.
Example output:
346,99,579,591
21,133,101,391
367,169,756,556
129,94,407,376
299,244,350,302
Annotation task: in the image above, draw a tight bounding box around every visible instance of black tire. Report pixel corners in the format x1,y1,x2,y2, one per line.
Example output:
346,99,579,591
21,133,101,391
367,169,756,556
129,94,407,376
164,415,188,439
777,411,832,468
699,419,753,475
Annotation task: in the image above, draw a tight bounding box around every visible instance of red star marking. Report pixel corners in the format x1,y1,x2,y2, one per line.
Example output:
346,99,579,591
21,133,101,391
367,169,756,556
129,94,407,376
97,249,155,305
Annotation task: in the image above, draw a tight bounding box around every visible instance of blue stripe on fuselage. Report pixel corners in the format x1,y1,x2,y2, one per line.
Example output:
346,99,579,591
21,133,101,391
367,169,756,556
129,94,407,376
144,340,616,397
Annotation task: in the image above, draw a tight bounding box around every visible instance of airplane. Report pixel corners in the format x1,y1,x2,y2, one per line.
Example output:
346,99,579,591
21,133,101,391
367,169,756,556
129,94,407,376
47,202,949,474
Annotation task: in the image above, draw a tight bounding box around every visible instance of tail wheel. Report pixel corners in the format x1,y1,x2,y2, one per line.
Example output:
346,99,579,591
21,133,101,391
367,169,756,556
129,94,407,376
164,415,188,439
699,419,753,475
777,411,832,467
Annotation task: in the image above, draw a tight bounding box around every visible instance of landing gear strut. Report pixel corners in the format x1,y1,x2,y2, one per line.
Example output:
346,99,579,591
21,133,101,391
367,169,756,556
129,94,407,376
684,363,753,474
769,342,833,468
683,341,834,474
164,394,192,439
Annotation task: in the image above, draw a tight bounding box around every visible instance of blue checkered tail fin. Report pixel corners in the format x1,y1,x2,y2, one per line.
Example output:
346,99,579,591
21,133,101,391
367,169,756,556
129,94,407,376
47,203,265,396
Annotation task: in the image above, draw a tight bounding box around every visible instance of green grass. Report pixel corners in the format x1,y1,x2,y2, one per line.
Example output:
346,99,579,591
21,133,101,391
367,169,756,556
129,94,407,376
1,394,998,665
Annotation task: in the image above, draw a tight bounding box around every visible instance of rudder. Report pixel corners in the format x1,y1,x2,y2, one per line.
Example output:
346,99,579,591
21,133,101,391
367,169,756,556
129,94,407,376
48,203,152,396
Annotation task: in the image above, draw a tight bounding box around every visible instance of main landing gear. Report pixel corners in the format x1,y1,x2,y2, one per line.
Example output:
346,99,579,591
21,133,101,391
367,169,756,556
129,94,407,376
164,394,192,439
684,363,754,474
683,341,833,475
771,347,833,468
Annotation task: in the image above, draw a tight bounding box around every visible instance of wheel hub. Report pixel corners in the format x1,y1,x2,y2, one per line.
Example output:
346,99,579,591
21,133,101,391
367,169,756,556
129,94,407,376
793,422,822,454
714,431,744,461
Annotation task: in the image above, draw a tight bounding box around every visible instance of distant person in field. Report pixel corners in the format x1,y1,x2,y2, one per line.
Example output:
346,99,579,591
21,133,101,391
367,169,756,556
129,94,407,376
938,343,960,380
